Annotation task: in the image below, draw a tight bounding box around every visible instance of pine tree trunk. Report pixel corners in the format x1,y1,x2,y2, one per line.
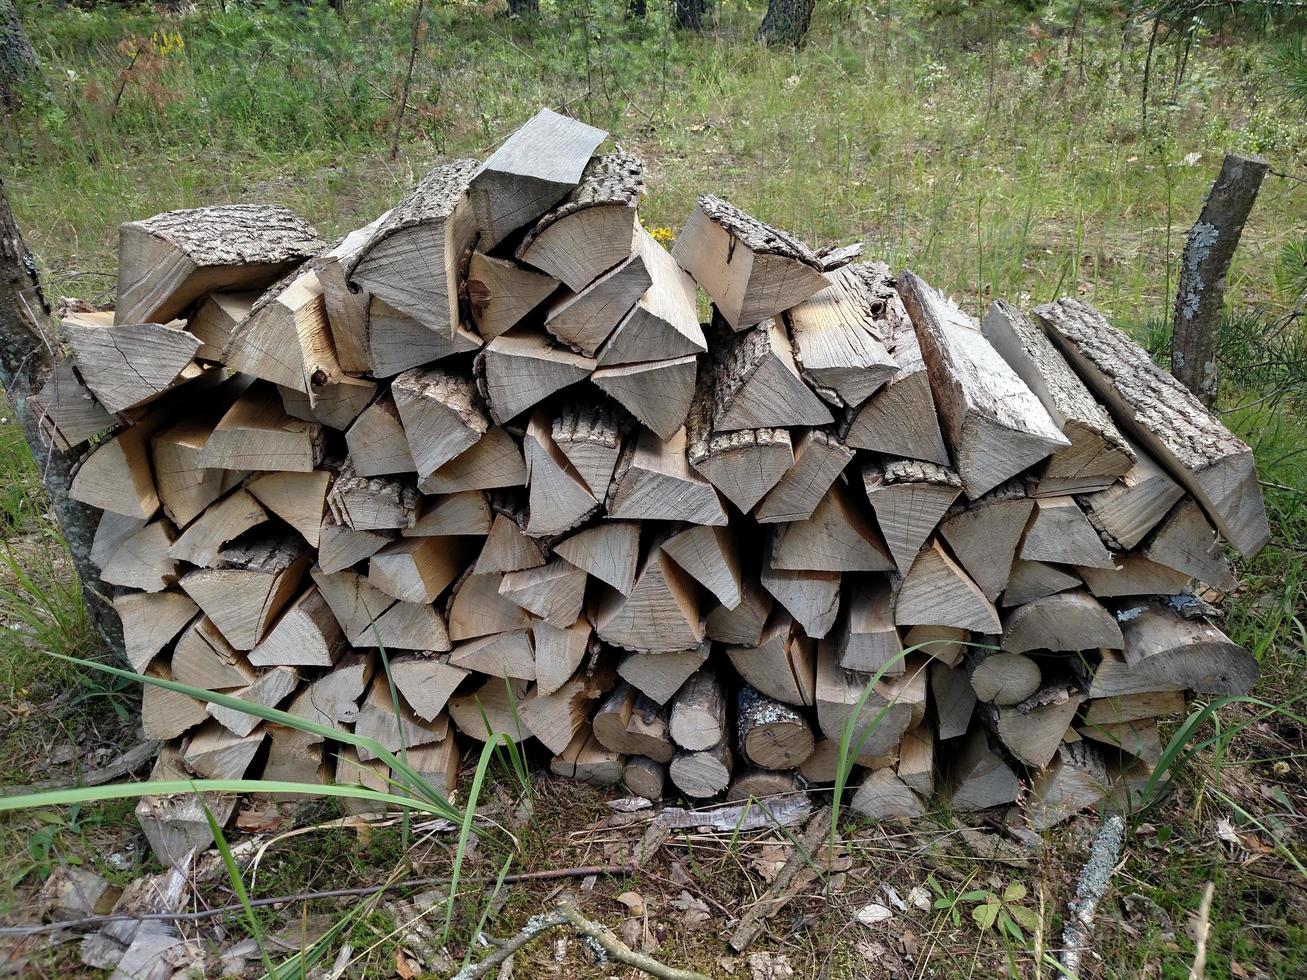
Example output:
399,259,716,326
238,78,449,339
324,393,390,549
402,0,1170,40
756,0,815,47
0,0,37,104
674,0,709,32
508,0,540,17
0,179,123,654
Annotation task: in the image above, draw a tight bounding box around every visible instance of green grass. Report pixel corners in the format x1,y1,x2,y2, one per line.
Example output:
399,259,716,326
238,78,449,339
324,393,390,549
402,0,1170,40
0,0,1304,976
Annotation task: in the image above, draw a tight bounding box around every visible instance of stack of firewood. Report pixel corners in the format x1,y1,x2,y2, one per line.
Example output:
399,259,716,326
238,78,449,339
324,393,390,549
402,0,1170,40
47,109,1266,861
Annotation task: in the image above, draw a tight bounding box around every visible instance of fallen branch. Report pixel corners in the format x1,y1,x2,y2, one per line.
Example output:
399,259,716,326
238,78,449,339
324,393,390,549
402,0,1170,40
452,898,710,980
0,864,635,938
1059,813,1125,977
2,740,159,796
1188,881,1215,980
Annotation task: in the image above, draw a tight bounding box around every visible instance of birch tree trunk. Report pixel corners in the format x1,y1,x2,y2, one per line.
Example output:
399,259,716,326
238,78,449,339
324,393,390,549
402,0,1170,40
0,178,123,653
1171,152,1268,406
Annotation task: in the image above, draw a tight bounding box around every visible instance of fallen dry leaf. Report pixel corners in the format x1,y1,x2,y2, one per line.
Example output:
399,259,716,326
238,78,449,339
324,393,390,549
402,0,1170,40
747,951,795,979
855,903,894,925
394,949,421,979
615,890,646,917
907,886,932,912
670,890,712,931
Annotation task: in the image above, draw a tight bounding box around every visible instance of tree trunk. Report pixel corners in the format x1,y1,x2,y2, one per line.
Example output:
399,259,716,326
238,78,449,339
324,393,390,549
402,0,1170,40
507,0,539,17
0,0,36,104
0,178,123,654
674,0,709,32
756,0,815,47
627,0,646,18
1170,152,1268,406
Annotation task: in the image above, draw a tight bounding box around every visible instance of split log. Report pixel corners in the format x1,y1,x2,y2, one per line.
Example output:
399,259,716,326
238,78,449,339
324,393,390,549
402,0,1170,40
517,151,642,291
862,459,962,573
595,544,703,652
897,271,1068,498
798,738,896,783
543,251,651,357
606,427,728,525
282,656,371,739
115,590,198,672
551,725,623,786
474,513,545,575
898,718,935,796
737,685,815,769
686,403,793,513
364,297,480,377
1140,498,1236,591
280,373,376,435
245,471,331,548
141,660,206,739
116,204,322,324
668,670,726,751
389,654,469,722
760,560,841,639
813,644,912,757
668,741,734,798
553,521,639,595
168,488,270,567
1035,297,1269,557
62,311,199,413
753,429,854,524
258,731,327,801
616,644,709,705
196,384,324,473
622,756,666,799
223,268,336,394
179,535,309,649
100,519,178,592
968,650,1041,706
596,224,705,366
1077,555,1190,599
989,681,1083,768
69,406,171,519
835,578,902,674
930,659,977,740
1019,496,1114,569
369,535,473,603
591,683,675,763
949,729,1021,811
249,585,346,668
784,263,898,408
1076,717,1162,767
850,769,925,821
468,108,607,249
326,462,418,531
189,291,254,363
706,575,773,645
551,401,626,500
1082,690,1185,727
591,355,698,440
726,612,816,706
152,414,234,528
347,159,478,334
172,615,255,690
317,214,384,373
403,737,461,795
893,539,1001,633
705,318,833,431
418,425,527,495
982,299,1133,494
28,361,114,451
1001,560,1081,607
1001,591,1122,653
479,332,594,425
309,567,397,647
346,395,417,477
770,481,894,573
391,367,489,481
662,524,741,609
354,678,450,760
524,410,600,536
467,251,558,339
841,283,950,464
904,624,966,667
207,665,299,738
1113,601,1258,695
317,520,393,575
671,194,829,330
183,722,264,780
407,491,492,538
448,571,532,641
937,479,1033,602
1026,742,1110,831
1079,443,1184,551
499,558,587,626
533,615,593,697
447,676,532,743
448,630,535,682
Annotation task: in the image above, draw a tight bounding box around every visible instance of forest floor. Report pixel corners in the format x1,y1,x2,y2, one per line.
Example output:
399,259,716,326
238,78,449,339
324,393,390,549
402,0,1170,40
0,2,1304,977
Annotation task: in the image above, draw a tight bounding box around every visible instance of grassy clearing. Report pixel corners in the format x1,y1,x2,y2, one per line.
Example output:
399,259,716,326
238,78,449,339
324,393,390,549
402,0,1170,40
0,0,1304,976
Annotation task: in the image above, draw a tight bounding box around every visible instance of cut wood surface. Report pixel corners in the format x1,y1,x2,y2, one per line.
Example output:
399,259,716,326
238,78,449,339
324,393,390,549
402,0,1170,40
1019,495,1114,568
345,396,416,477
862,458,963,573
223,267,336,395
196,384,323,473
726,612,816,706
391,367,489,480
949,728,1020,811
543,251,650,357
116,204,322,325
671,194,829,330
754,429,854,524
190,291,254,363
835,578,902,674
467,251,558,339
1035,297,1269,557
737,685,815,769
597,224,705,367
706,318,833,431
524,410,600,536
551,401,627,499
479,332,594,425
668,670,726,750
606,427,728,526
968,650,1041,705
365,297,481,377
850,769,925,821
893,539,1001,633
898,271,1069,498
63,311,200,413
1001,559,1081,607
1001,590,1123,653
617,644,709,705
770,480,894,573
29,361,114,451
936,478,1033,602
1141,497,1236,591
686,399,793,513
591,354,698,440
1078,439,1184,550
